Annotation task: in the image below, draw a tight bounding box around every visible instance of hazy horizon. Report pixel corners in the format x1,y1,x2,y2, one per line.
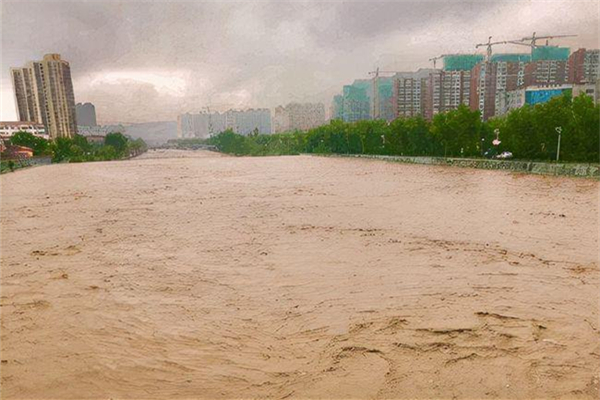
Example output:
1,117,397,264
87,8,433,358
1,0,599,124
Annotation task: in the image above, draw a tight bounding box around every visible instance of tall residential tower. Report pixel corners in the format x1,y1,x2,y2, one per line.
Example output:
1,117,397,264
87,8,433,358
11,54,77,139
76,102,97,126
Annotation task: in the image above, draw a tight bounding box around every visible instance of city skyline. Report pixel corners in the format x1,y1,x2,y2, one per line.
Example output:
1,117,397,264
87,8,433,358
1,0,599,124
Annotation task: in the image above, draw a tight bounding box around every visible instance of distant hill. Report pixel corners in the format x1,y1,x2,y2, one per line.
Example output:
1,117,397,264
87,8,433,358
123,121,177,146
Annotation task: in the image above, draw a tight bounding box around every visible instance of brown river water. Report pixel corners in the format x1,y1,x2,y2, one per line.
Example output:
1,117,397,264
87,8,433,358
1,149,598,399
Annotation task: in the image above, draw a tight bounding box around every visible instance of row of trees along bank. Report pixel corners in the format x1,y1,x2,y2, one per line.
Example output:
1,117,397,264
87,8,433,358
204,93,599,163
6,132,147,163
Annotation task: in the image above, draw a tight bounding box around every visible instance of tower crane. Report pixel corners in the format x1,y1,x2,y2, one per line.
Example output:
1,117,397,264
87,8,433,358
475,36,509,62
367,67,398,78
507,32,578,48
428,55,447,69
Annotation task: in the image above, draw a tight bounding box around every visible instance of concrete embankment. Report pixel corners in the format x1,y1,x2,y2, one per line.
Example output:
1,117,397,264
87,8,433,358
318,154,600,179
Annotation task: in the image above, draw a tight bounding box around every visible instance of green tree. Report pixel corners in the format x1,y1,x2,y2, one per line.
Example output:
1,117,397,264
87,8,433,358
9,131,49,156
431,105,482,157
50,137,75,162
127,138,148,157
96,145,118,161
104,132,129,155
207,129,250,155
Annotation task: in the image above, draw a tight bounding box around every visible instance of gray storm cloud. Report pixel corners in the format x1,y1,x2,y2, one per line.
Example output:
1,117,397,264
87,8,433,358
1,0,598,123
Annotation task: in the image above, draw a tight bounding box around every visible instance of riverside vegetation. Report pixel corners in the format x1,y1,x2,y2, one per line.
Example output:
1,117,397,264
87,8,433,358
199,93,599,163
3,131,147,165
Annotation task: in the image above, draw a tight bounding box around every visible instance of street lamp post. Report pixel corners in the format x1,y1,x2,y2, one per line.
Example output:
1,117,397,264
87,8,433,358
555,126,562,162
492,128,501,158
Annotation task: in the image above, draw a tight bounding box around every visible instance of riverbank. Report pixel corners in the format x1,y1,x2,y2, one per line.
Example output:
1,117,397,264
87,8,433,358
1,150,598,398
0,156,52,174
315,154,600,178
0,149,149,174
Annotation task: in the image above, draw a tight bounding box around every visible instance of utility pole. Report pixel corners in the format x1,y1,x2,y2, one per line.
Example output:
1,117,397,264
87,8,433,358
555,126,562,162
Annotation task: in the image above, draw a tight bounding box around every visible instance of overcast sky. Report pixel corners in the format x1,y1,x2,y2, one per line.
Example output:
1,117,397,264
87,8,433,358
1,0,598,124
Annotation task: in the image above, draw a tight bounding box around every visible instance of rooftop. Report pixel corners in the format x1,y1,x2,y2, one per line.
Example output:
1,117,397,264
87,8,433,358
0,121,45,127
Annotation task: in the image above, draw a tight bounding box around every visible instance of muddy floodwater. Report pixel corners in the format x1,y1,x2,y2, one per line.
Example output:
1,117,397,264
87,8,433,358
1,150,598,399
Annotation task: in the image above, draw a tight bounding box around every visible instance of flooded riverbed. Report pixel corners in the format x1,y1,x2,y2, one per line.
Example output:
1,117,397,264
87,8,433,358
1,150,598,398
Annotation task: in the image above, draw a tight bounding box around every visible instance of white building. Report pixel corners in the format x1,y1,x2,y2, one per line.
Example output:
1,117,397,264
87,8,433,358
273,106,290,133
229,109,271,135
572,81,600,104
177,108,272,138
177,112,214,139
0,121,48,140
496,84,573,116
272,103,325,133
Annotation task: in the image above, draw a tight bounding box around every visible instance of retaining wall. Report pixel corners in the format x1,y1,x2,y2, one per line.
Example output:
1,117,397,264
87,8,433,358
320,154,599,179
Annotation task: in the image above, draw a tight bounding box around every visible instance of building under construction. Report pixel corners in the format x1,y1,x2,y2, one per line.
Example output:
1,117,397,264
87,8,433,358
335,34,599,123
372,77,395,122
443,54,484,71
522,46,571,87
422,55,478,120
470,54,529,120
332,80,372,122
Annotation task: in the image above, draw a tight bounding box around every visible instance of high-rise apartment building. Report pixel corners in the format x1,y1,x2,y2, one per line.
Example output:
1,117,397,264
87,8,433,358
422,55,482,120
76,102,97,126
177,112,212,139
342,80,372,122
523,47,570,87
469,48,574,120
273,106,290,133
392,69,435,118
424,69,472,120
524,60,569,86
231,108,271,135
371,77,395,121
273,103,325,133
331,95,344,120
568,48,600,84
11,67,41,123
11,54,77,139
331,79,372,122
470,55,529,120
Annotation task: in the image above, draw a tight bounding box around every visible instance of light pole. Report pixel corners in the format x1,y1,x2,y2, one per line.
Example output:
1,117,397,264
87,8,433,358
555,126,562,162
493,128,501,146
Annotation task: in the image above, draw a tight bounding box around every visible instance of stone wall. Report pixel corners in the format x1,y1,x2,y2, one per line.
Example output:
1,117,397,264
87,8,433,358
320,154,599,179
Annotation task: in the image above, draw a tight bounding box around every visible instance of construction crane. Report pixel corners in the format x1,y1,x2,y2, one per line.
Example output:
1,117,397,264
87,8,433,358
508,32,578,48
428,55,447,69
475,36,510,62
368,68,398,119
367,67,398,78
